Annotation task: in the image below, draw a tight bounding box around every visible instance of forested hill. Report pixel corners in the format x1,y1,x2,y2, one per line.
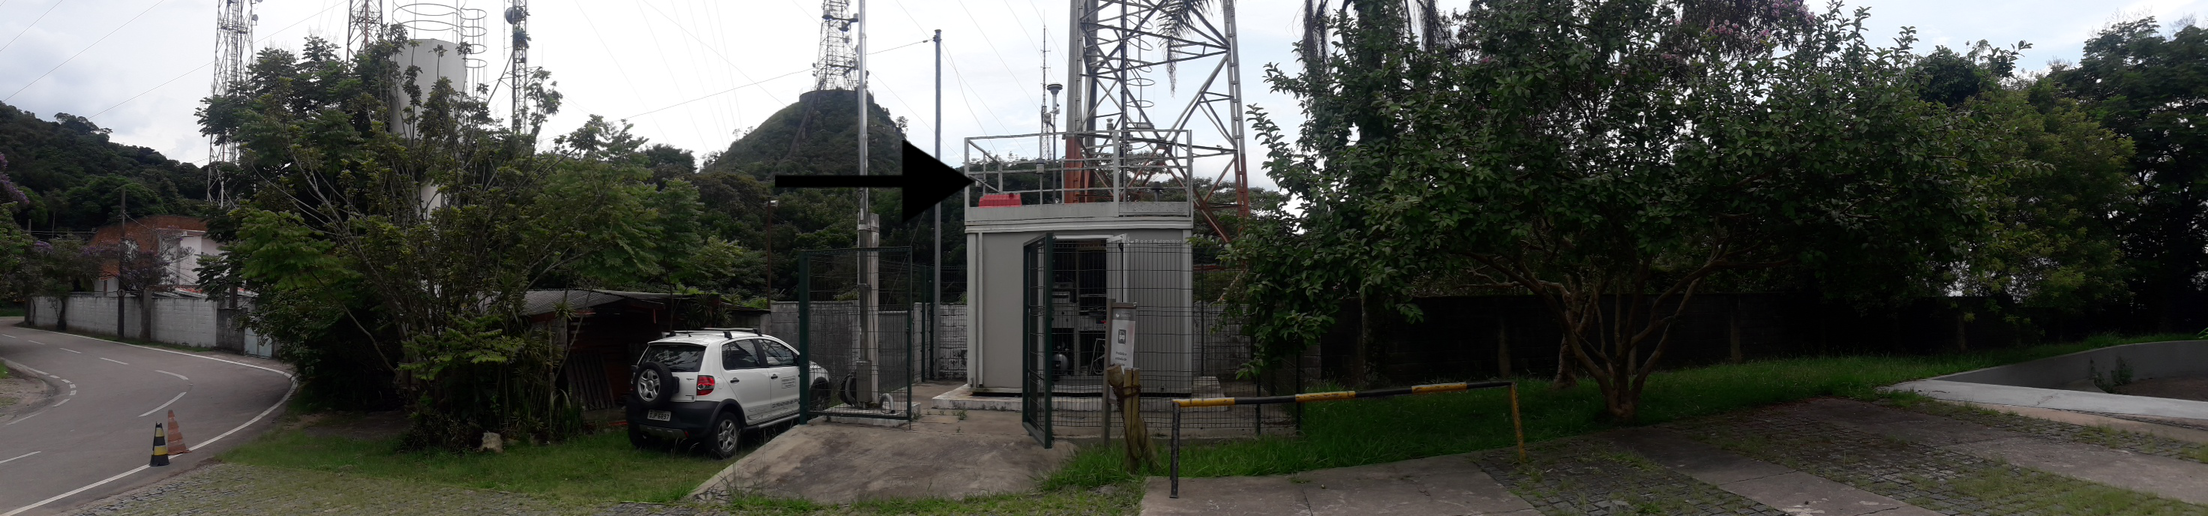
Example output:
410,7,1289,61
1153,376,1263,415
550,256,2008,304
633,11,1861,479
0,102,206,232
704,88,905,179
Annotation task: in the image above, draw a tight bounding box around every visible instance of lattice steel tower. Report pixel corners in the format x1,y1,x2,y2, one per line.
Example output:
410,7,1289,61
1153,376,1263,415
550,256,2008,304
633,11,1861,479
1064,0,1249,238
505,0,533,132
208,0,259,201
813,0,858,91
349,0,385,56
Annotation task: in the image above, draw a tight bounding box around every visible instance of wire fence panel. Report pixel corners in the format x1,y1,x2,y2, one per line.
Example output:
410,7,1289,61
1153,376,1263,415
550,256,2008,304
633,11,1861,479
1019,235,1297,444
797,247,921,423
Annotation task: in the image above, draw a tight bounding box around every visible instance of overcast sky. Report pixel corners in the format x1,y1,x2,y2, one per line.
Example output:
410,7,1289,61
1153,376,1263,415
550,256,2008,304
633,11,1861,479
1,0,2200,193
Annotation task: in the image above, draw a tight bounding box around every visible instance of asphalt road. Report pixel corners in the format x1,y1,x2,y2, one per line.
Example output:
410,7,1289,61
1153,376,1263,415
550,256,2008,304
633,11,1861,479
0,318,294,516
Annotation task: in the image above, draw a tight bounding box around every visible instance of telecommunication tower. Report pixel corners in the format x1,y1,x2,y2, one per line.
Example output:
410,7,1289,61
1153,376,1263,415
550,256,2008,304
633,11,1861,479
812,0,858,91
349,0,385,56
1064,0,1249,239
208,0,259,201
506,1,533,132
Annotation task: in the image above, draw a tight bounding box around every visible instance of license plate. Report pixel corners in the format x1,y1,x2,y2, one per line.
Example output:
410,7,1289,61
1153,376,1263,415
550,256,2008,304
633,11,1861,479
646,410,671,422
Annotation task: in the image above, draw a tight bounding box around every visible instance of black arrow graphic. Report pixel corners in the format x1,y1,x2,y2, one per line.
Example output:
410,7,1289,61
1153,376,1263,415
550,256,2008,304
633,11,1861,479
774,140,977,222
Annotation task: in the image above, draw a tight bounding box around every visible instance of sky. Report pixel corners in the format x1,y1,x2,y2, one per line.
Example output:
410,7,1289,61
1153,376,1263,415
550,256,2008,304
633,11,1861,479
0,0,2202,194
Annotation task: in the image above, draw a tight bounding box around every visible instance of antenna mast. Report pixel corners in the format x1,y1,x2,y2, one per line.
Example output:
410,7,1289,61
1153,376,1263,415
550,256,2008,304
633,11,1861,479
506,1,533,133
813,0,859,91
1065,0,1249,238
349,0,385,56
208,0,259,203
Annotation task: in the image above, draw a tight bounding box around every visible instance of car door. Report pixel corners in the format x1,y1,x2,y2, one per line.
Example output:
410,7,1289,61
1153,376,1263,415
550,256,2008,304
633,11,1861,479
720,340,775,425
753,338,803,419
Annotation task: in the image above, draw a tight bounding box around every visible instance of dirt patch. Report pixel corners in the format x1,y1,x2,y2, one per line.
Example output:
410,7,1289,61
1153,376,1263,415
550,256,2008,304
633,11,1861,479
0,372,50,410
297,411,410,441
2117,376,2208,402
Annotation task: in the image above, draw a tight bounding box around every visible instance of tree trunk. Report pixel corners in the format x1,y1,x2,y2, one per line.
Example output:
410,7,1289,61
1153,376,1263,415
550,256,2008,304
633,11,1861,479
1552,335,1577,389
1603,381,1638,421
1351,296,1375,388
1495,319,1511,379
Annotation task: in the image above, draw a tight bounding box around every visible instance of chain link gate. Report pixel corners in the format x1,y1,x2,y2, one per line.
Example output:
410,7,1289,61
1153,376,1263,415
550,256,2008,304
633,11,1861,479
797,247,921,424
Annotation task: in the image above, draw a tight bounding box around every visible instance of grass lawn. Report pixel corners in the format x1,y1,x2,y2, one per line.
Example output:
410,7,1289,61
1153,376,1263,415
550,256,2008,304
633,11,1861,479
1045,332,2197,489
0,306,21,318
220,423,733,505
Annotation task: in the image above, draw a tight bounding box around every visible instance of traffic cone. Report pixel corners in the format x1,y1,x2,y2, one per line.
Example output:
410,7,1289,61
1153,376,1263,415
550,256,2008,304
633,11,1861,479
150,423,170,467
166,411,189,455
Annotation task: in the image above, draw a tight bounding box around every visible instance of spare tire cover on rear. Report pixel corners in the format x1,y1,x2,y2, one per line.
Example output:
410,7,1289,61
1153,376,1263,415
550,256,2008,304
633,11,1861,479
634,361,678,408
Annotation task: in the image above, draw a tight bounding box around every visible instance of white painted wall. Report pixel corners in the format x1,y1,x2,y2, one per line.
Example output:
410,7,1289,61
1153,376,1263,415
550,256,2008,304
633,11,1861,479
26,295,257,355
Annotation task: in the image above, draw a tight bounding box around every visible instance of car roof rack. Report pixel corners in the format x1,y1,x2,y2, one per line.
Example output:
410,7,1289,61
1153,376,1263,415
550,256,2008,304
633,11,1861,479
662,327,760,339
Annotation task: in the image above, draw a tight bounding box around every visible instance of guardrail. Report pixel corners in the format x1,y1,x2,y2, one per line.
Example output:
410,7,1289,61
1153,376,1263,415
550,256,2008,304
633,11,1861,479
1167,380,1525,498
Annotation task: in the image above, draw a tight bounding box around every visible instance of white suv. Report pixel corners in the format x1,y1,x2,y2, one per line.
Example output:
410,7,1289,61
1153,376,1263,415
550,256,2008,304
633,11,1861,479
625,329,830,458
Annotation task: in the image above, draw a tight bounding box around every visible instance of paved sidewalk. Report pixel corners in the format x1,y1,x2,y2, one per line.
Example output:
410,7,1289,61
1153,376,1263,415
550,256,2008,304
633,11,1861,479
1610,428,1939,516
1783,398,2208,506
1140,455,1538,515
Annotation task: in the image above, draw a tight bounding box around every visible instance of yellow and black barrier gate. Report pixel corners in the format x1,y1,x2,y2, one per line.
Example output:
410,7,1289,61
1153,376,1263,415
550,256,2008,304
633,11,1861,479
1167,380,1526,498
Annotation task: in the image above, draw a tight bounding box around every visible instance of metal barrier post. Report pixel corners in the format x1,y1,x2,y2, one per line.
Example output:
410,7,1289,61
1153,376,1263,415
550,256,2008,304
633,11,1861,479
1170,404,1182,499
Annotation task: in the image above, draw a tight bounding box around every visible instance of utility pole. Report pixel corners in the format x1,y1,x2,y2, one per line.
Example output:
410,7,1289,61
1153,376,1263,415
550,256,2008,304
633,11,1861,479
853,0,881,408
116,190,126,339
931,29,942,382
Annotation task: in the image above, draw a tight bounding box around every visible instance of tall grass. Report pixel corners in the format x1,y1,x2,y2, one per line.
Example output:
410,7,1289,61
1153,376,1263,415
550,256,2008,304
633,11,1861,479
1044,333,2194,488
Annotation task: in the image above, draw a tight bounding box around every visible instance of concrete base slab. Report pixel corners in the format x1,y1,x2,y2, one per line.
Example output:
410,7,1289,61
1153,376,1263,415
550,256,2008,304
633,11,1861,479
1952,401,2208,445
1611,428,1934,516
691,421,1075,504
1784,398,2208,506
1141,454,1538,516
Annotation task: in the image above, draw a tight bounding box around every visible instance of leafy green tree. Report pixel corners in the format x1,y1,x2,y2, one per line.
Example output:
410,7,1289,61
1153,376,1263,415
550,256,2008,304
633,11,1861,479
1234,0,1993,420
2049,18,2208,331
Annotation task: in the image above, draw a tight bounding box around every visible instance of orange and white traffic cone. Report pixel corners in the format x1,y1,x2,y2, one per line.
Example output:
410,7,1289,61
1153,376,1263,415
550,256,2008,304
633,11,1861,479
150,423,170,467
165,411,189,455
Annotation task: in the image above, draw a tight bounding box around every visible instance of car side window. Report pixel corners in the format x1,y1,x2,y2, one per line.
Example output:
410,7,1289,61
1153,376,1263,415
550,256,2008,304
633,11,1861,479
759,340,798,367
721,341,760,370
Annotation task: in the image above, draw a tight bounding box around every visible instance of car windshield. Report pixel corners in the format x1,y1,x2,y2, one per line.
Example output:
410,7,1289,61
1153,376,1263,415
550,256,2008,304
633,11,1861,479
639,343,706,373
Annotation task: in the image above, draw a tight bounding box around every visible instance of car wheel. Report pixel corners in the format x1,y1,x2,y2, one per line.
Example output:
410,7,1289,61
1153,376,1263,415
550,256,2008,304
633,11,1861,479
708,410,744,460
810,379,833,410
633,362,677,408
837,375,860,407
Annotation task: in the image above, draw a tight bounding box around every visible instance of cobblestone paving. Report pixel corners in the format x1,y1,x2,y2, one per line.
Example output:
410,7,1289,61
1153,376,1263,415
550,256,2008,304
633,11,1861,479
72,463,723,516
1669,407,2208,516
1893,400,2208,464
1472,438,1787,516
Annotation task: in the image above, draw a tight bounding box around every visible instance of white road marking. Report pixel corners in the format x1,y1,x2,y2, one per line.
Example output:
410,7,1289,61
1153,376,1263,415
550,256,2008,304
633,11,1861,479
0,360,49,377
2,412,38,426
99,357,129,366
49,399,66,408
2,328,298,516
138,392,187,418
0,451,38,465
57,348,79,354
0,465,149,516
155,370,189,381
1,334,14,339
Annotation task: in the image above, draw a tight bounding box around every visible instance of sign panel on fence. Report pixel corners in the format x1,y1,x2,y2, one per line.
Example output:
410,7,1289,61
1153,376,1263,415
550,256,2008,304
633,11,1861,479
1109,303,1137,368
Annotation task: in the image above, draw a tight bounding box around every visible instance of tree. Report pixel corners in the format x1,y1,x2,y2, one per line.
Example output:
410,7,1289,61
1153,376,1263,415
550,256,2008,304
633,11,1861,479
2049,18,2208,331
1233,0,1991,420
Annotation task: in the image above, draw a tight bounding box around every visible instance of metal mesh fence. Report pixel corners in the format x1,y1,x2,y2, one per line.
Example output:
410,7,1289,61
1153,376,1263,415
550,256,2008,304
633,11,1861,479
1022,236,1297,443
797,247,921,422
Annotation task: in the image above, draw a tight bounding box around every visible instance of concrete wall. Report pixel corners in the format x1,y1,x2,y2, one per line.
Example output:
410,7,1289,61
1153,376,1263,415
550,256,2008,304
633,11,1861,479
25,294,266,357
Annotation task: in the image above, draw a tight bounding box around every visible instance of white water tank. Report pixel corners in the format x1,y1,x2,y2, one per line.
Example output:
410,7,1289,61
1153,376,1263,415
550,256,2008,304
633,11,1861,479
390,38,469,137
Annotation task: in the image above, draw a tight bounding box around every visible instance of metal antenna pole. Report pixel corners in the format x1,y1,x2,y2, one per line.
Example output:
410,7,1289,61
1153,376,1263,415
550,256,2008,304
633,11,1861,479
932,29,943,382
854,0,881,408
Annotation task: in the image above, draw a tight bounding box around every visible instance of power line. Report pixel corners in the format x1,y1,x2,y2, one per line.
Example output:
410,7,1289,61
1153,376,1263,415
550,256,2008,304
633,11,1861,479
887,2,1000,139
6,0,177,102
951,0,1039,110
86,1,346,121
0,0,68,55
623,37,932,121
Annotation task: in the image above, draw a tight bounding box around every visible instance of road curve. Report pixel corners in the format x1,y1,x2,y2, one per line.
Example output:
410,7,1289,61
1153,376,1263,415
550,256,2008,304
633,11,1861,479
0,317,294,516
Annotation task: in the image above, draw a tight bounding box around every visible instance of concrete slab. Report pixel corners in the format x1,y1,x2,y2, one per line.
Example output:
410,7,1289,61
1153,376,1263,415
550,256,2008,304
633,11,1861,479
1952,401,2208,445
1889,379,2208,421
1141,454,1539,516
1609,428,1936,516
1946,436,2208,505
692,421,1075,504
1783,398,2208,506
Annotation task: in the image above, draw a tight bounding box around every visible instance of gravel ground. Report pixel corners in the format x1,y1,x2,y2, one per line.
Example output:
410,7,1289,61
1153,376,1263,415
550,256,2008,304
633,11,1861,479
1473,438,1787,516
1670,407,2208,516
69,463,727,516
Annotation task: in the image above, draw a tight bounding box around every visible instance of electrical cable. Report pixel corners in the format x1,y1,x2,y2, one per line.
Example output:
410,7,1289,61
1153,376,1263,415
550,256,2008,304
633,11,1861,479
85,1,343,121
888,1,1001,137
631,0,710,149
623,37,932,121
951,0,1039,109
6,0,178,102
0,0,67,55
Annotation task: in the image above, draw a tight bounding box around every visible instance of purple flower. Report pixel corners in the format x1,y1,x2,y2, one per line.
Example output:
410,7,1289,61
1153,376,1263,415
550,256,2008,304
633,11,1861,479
33,241,51,253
